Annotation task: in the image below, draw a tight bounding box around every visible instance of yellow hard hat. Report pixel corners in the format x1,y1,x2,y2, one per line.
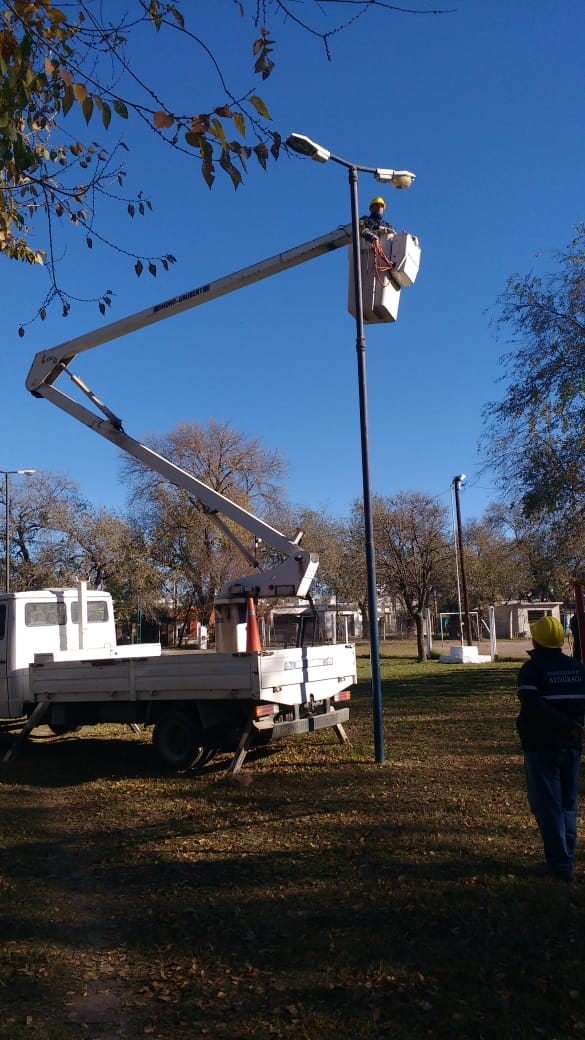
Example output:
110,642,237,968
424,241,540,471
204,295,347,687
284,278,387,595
529,616,565,648
370,196,386,209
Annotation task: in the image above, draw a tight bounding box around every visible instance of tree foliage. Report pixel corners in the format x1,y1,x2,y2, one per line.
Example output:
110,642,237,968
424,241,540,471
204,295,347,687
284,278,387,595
462,513,531,609
1,469,163,617
123,419,289,633
1,0,444,324
5,461,582,643
267,502,348,602
61,508,163,620
2,469,84,586
484,501,585,606
0,1,278,279
373,491,450,660
329,500,369,631
484,224,585,526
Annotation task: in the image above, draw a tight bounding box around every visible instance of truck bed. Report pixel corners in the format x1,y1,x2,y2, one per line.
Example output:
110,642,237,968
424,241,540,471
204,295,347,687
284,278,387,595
33,643,162,663
30,644,357,708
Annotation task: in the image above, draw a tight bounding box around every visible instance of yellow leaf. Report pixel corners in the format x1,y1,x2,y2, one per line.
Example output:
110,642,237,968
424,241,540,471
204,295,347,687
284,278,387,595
233,113,246,137
209,118,226,145
249,95,271,120
73,83,87,103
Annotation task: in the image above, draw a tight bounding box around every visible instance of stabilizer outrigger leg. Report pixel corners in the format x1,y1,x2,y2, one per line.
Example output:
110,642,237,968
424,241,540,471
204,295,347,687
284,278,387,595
2,702,50,765
226,710,256,777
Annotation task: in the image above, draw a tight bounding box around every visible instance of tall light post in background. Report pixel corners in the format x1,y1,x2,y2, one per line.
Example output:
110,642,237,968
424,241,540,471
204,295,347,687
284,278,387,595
286,132,416,765
452,474,473,646
2,469,36,593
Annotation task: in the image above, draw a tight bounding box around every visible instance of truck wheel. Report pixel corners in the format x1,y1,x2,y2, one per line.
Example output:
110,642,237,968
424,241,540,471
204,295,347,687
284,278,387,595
153,711,205,770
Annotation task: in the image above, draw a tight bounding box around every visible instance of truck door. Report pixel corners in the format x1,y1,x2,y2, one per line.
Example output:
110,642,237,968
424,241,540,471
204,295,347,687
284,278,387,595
0,604,8,717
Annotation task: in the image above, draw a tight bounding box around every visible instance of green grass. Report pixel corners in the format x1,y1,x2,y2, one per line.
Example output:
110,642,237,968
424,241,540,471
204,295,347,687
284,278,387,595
1,652,584,1039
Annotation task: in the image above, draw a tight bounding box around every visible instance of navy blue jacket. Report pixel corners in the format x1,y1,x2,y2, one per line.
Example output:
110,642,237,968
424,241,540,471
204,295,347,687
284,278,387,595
517,646,585,751
359,216,396,243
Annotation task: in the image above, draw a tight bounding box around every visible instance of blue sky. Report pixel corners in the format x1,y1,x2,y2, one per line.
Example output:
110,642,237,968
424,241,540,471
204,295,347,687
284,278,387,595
2,0,584,530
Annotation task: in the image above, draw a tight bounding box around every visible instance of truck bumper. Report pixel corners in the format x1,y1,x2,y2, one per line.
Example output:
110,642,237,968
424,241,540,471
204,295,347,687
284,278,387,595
269,705,350,738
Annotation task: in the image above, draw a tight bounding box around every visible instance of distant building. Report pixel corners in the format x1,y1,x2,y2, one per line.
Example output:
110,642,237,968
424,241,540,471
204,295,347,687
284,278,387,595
493,601,562,639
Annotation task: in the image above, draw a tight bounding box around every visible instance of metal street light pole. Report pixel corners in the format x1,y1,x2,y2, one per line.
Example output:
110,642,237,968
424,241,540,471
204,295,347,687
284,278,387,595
347,164,385,764
452,474,473,646
285,133,416,765
2,469,36,593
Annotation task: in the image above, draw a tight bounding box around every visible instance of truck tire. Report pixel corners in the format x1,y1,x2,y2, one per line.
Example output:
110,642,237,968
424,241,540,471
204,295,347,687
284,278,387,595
47,723,81,736
152,711,207,770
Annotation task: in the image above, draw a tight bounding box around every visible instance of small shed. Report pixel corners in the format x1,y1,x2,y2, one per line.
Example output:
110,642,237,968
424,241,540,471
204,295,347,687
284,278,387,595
493,601,562,639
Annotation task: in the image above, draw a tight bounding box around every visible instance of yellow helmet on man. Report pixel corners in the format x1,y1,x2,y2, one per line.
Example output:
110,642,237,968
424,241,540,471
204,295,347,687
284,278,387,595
370,196,386,210
529,616,565,649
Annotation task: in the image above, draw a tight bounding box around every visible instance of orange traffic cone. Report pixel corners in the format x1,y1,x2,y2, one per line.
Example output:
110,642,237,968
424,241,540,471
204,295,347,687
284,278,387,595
245,596,262,653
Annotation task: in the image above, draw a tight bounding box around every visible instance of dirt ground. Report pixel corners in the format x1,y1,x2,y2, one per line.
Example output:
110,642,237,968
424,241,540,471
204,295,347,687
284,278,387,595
437,637,534,659
4,656,583,1040
378,636,536,661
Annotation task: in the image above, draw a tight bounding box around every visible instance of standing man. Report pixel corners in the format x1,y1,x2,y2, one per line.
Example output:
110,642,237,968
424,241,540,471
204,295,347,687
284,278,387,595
517,615,585,881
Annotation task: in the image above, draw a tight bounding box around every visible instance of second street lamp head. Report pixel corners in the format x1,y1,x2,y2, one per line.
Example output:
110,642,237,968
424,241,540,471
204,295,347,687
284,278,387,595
375,169,416,189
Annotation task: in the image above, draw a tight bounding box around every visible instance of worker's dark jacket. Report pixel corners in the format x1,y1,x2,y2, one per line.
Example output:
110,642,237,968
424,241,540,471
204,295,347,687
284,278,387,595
517,646,585,752
359,217,395,242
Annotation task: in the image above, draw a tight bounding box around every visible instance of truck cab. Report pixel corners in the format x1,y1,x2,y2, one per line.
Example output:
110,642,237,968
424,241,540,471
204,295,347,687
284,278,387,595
0,588,116,718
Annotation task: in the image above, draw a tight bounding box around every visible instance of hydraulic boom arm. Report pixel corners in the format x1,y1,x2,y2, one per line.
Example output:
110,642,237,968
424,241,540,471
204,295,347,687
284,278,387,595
26,226,352,601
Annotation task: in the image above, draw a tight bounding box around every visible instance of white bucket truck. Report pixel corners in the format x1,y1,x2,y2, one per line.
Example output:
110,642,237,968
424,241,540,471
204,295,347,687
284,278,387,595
8,221,420,773
1,583,354,774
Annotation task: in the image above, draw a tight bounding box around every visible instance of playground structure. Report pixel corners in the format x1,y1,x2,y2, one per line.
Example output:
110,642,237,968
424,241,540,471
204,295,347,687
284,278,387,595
433,607,497,664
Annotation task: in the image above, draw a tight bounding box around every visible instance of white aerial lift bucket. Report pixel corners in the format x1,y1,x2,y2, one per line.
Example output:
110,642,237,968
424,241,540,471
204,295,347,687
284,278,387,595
348,231,421,324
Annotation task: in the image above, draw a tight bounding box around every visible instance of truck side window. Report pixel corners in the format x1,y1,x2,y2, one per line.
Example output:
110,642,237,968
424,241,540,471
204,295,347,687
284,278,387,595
25,602,67,627
71,600,109,624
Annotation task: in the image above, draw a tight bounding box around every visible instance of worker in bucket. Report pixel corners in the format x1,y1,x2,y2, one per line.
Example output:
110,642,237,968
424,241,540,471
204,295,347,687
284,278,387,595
360,196,395,242
516,615,585,882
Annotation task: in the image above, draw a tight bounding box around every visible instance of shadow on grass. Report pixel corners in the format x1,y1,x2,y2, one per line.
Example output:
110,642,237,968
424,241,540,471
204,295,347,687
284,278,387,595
0,729,306,789
0,659,519,789
2,778,583,1040
2,667,584,1040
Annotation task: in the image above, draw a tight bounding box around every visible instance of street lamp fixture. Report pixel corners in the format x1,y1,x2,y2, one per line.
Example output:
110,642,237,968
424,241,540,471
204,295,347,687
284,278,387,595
286,133,331,162
286,134,416,190
286,132,417,765
2,469,36,593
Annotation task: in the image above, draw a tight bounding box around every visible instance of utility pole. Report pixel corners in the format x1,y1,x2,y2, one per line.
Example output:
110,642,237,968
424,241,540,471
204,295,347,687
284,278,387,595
452,474,473,646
